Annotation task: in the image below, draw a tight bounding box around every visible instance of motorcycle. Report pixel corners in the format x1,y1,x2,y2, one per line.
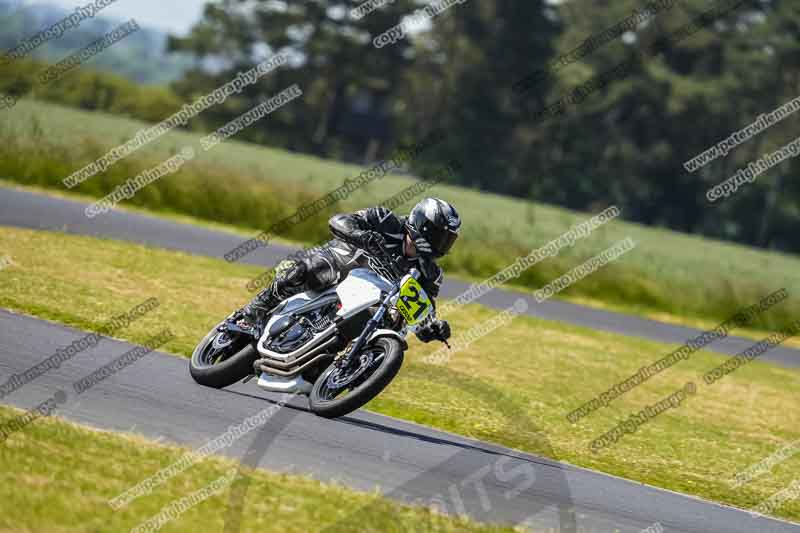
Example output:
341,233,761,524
189,253,449,418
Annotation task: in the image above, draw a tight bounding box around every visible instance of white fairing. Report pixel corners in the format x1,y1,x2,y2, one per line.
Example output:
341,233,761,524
256,372,313,394
336,268,393,319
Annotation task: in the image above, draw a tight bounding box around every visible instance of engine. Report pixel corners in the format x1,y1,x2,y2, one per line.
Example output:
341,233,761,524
264,306,334,354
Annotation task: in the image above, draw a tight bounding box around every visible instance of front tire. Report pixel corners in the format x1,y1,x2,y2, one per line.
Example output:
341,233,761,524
309,337,404,419
190,322,258,388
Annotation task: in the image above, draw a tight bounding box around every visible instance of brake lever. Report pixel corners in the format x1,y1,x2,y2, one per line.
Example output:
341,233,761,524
434,329,451,349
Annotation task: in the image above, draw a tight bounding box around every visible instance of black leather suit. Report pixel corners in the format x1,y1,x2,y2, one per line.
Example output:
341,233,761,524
251,206,444,312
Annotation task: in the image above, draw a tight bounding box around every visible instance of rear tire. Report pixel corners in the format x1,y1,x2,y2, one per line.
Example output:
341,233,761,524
309,337,404,419
190,322,258,389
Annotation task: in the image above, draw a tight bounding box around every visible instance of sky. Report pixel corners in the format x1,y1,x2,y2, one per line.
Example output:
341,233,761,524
25,0,212,35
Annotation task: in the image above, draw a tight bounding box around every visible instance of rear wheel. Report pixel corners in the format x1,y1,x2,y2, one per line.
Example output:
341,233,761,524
190,322,257,388
309,337,404,419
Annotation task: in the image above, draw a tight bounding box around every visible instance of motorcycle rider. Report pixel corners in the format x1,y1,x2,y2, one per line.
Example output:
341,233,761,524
236,197,460,343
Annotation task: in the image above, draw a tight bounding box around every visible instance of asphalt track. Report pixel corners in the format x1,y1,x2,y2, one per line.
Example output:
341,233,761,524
1,185,798,369
2,310,798,532
1,184,799,531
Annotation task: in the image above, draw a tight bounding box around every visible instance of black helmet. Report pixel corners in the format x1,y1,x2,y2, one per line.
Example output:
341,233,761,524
406,198,461,258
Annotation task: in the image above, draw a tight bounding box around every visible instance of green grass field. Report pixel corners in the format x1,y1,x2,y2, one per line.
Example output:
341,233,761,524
3,99,800,334
1,225,798,523
0,404,515,532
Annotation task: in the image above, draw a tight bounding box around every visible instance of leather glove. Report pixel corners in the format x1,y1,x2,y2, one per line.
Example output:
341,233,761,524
411,235,433,256
416,319,450,343
359,231,387,256
435,319,451,341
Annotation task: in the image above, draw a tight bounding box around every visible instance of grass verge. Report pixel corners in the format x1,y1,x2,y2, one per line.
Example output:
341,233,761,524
4,179,799,350
0,226,799,523
3,99,800,334
0,404,515,532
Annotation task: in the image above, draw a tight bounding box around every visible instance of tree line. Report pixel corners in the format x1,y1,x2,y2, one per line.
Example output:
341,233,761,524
5,0,798,252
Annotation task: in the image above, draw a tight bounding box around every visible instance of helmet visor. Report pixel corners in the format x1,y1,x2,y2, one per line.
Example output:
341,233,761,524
428,226,459,257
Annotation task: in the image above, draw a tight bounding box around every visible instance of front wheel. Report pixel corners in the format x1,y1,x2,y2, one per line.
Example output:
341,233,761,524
190,322,258,388
309,337,404,419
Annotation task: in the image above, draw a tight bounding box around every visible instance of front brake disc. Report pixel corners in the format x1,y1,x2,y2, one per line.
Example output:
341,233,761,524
327,350,376,389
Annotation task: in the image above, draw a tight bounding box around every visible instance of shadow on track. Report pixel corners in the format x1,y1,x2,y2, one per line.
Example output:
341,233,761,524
221,364,577,532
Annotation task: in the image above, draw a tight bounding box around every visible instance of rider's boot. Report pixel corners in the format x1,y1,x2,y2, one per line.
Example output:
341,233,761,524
234,288,282,330
232,260,309,330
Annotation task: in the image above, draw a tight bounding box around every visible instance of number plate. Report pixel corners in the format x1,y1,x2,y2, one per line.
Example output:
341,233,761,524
396,277,432,325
